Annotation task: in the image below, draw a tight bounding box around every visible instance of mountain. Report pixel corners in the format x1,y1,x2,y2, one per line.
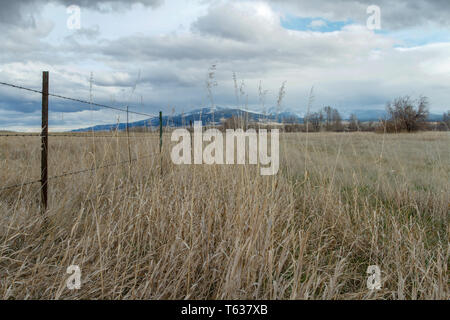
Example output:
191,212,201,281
342,109,388,122
72,107,302,132
428,113,446,121
71,106,445,132
346,109,443,122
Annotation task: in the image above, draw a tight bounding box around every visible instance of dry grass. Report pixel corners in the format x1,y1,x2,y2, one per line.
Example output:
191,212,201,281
0,131,448,300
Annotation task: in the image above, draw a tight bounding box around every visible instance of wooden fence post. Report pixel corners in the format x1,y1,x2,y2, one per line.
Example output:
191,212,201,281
41,71,49,212
126,106,131,163
159,111,163,153
159,111,163,175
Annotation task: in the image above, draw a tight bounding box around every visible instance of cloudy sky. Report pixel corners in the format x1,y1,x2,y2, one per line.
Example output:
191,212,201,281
0,0,449,131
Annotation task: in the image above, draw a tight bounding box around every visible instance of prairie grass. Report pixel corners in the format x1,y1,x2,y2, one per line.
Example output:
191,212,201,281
0,131,448,299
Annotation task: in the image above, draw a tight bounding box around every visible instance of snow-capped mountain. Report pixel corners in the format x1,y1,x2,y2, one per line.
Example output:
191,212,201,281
72,106,303,132
71,106,444,132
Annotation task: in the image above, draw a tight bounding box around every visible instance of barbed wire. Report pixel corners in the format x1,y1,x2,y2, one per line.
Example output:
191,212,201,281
0,134,156,138
48,154,154,179
0,81,157,118
46,134,155,138
0,134,40,137
0,178,43,192
0,153,156,192
0,79,159,198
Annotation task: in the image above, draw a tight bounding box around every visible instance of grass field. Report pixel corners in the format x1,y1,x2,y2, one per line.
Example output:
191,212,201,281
0,131,448,299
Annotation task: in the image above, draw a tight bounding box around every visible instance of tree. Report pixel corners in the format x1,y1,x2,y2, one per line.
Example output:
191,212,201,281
386,96,429,132
318,106,343,132
323,106,332,131
307,112,323,132
443,111,450,129
222,115,242,130
348,113,360,131
331,109,344,131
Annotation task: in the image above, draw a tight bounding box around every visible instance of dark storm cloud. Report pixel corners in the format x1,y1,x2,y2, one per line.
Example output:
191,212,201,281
0,0,163,26
51,0,163,13
0,1,38,27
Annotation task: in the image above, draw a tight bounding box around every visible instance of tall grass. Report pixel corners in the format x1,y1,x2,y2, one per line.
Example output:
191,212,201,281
0,131,448,299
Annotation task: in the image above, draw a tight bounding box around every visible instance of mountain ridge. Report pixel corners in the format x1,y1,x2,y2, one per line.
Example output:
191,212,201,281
71,106,444,132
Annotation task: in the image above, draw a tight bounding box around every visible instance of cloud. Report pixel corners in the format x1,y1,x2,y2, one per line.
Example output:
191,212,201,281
308,19,327,29
1,0,450,131
58,8,449,112
0,0,163,26
65,25,101,40
191,2,279,41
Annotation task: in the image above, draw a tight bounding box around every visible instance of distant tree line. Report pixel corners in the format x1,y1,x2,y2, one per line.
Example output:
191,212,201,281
277,96,448,133
304,106,344,132
440,111,450,131
139,95,449,134
281,106,374,133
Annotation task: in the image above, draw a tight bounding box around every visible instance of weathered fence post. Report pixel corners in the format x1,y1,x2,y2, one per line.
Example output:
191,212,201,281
159,111,163,175
126,106,129,133
126,106,131,163
159,111,163,153
190,119,193,149
41,71,49,212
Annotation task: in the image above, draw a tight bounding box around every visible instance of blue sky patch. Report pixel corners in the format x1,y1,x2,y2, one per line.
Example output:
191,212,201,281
389,28,450,48
280,15,352,32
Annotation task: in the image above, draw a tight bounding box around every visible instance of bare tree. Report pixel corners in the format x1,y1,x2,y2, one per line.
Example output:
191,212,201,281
443,111,450,130
323,106,332,131
331,109,344,131
307,112,323,132
386,96,429,132
348,113,360,132
222,115,243,130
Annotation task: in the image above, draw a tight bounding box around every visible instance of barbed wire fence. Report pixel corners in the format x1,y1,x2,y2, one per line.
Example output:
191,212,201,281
0,71,164,212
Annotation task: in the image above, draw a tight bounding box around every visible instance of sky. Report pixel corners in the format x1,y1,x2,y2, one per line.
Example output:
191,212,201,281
0,0,449,131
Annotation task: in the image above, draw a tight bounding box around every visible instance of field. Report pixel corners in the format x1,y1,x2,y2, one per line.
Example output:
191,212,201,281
0,131,448,299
